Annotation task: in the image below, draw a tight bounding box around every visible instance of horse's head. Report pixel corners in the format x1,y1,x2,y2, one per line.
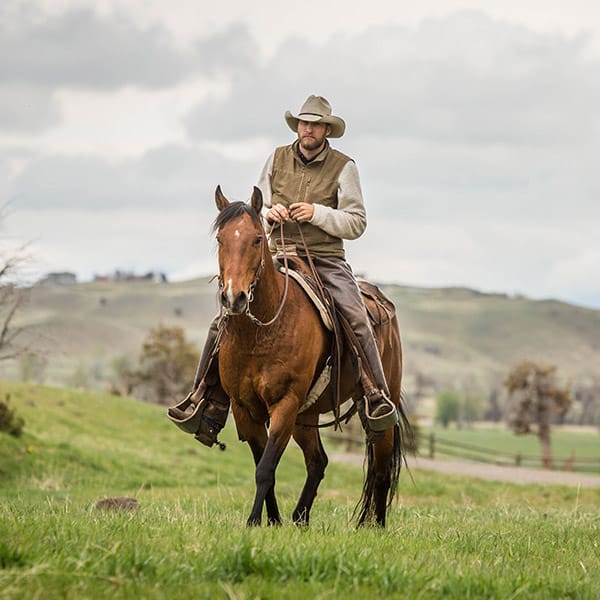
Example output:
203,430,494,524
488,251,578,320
213,186,266,315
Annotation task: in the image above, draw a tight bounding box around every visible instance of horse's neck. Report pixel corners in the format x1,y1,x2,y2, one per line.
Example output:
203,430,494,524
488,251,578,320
251,252,281,316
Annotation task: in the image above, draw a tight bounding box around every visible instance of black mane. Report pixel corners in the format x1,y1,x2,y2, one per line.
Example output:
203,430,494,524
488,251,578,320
212,201,262,233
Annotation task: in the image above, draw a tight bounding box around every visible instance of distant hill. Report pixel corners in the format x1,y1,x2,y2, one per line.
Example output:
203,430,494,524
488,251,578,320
2,278,599,397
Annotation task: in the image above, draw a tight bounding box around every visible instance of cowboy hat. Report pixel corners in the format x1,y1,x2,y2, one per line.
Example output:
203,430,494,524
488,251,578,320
285,95,346,138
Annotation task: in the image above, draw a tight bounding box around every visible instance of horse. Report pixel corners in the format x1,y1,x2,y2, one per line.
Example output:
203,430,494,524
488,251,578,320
212,185,411,527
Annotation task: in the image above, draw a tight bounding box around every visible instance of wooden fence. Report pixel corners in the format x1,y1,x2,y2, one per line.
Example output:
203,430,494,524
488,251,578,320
322,431,600,474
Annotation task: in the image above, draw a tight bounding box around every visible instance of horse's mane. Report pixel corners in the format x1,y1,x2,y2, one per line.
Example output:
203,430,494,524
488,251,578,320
212,202,262,233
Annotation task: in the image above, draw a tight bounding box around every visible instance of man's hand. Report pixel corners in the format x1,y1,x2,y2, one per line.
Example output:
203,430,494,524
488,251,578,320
266,204,290,223
289,202,314,223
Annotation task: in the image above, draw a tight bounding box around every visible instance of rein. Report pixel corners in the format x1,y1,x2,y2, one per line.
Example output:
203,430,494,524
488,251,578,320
244,223,290,327
294,223,343,429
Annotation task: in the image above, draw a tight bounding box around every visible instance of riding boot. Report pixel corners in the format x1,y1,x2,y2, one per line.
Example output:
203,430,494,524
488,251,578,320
167,317,231,447
358,336,399,432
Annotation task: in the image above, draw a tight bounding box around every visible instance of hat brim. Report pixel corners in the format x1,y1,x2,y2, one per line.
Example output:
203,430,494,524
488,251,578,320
285,111,345,138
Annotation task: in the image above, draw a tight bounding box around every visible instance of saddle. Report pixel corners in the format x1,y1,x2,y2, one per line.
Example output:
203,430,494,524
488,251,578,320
275,257,395,333
273,256,396,425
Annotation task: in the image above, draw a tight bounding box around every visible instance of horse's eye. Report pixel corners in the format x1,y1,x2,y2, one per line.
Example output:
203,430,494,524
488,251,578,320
216,237,223,246
253,236,263,247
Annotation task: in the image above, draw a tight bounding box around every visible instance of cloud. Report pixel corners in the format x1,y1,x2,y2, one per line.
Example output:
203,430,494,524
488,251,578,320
184,12,600,148
0,84,61,132
8,143,260,211
2,8,599,308
0,4,192,89
6,206,219,282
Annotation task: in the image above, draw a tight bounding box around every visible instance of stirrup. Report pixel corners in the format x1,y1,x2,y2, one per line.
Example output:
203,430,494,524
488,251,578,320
365,390,399,432
167,392,205,434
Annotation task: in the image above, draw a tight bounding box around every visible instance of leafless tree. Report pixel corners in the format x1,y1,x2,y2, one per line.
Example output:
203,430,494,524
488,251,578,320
504,360,571,469
0,212,31,361
572,378,600,427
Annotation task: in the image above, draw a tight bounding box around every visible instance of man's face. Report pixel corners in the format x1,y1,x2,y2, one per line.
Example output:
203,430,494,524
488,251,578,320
297,120,330,152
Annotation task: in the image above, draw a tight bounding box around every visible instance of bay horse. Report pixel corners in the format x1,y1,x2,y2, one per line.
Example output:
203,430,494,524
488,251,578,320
213,185,410,527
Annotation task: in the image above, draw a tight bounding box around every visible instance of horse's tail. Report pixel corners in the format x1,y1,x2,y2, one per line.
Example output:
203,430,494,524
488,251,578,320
355,398,413,526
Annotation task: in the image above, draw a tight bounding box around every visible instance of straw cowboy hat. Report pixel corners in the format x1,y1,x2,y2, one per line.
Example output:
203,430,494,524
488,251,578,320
285,95,346,138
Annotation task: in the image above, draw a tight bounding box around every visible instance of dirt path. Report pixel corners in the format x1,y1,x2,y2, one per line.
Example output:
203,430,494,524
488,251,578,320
330,452,600,488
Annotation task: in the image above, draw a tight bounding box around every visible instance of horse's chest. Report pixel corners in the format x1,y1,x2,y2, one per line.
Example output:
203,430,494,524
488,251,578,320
219,342,269,395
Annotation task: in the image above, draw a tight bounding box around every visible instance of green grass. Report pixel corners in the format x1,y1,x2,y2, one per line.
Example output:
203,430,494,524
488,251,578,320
1,381,600,599
426,425,600,469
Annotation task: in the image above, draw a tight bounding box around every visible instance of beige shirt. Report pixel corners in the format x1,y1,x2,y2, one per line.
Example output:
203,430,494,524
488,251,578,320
257,146,368,242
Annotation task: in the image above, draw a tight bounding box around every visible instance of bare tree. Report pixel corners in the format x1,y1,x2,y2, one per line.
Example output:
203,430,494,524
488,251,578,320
571,378,600,427
504,361,571,469
0,222,31,361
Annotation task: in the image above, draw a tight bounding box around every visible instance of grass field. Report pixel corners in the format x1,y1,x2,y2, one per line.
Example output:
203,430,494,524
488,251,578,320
423,425,600,471
426,425,600,457
1,381,600,599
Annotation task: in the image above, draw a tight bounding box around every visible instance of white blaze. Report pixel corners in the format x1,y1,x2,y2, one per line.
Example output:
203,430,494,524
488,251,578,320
226,278,235,305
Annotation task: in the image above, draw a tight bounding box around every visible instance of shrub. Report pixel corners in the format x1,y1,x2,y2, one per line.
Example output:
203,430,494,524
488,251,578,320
0,393,25,437
435,390,461,428
131,323,200,404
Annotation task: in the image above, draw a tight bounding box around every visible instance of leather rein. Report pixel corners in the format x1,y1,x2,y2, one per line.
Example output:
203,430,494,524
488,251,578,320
243,220,290,327
244,217,325,327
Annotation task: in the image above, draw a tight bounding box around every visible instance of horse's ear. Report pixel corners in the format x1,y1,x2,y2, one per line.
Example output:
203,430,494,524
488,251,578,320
215,185,229,211
250,186,263,215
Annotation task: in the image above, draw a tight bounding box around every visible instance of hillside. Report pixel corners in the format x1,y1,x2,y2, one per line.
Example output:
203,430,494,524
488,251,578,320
2,278,599,397
0,381,265,495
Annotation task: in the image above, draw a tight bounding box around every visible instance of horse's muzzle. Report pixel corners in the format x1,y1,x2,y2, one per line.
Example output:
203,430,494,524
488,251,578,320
221,289,249,315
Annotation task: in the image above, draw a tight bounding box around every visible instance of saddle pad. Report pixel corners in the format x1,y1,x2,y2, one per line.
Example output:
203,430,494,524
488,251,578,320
277,266,334,331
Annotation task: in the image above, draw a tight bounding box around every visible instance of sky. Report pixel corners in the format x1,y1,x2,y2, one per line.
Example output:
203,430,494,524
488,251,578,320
1,0,599,309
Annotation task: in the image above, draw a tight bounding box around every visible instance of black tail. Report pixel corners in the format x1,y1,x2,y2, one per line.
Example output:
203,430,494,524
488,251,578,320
355,400,413,526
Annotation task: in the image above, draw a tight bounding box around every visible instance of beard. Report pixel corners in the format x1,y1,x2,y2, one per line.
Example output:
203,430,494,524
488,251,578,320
299,134,325,152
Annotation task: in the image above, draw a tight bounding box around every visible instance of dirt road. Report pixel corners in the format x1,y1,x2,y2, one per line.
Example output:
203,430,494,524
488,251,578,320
330,452,600,488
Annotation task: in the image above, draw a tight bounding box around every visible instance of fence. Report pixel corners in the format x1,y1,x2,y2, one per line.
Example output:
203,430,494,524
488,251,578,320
424,433,600,473
322,430,600,474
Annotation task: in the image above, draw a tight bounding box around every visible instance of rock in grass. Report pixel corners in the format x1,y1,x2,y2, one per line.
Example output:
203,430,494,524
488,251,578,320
94,497,140,512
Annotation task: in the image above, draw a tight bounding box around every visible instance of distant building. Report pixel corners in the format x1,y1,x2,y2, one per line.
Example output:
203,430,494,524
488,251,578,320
93,270,168,283
39,272,77,286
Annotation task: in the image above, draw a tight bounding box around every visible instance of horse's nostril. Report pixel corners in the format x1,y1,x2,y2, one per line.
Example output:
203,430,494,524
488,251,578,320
233,291,247,312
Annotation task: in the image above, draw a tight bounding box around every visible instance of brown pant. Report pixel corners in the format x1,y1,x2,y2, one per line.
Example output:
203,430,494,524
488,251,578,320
310,255,389,395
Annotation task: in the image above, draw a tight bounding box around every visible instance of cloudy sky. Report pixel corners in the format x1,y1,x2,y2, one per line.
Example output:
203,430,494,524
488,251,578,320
1,0,599,309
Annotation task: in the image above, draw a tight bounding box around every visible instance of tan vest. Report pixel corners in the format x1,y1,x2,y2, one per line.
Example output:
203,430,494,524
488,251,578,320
269,141,352,257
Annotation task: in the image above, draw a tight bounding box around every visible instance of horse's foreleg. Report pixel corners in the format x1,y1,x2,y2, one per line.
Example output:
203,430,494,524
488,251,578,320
247,395,297,527
231,402,281,526
247,437,281,526
292,414,328,526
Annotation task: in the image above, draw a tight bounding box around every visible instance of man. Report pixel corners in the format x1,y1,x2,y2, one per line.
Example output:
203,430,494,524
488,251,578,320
168,95,398,447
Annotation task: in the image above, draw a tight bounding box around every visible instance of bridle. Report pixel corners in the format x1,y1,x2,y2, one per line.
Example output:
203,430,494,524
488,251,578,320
218,217,290,328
